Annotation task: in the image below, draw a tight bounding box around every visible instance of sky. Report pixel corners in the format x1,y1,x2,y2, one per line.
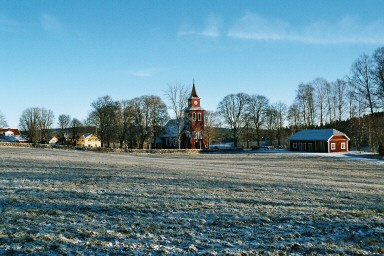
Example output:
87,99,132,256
1,0,384,128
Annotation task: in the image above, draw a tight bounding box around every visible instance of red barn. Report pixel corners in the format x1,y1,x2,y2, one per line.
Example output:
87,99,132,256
0,128,21,136
289,129,350,153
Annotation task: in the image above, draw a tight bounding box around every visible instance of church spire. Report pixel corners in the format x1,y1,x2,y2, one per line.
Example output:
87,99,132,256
191,81,199,98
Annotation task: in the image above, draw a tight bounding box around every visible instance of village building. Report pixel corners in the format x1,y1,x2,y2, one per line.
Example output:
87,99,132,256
48,136,59,145
0,128,21,136
158,83,207,149
288,129,350,153
76,133,101,148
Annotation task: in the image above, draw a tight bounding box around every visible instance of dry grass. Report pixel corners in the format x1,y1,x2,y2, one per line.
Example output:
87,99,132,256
0,147,383,255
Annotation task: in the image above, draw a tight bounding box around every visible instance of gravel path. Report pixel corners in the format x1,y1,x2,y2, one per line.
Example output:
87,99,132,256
0,147,383,255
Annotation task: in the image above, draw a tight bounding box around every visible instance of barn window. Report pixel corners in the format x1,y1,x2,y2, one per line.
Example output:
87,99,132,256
341,142,346,149
331,143,336,150
293,142,297,149
198,112,202,121
192,112,196,121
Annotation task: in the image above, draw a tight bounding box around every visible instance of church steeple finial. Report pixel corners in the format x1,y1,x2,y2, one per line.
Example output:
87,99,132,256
191,80,198,98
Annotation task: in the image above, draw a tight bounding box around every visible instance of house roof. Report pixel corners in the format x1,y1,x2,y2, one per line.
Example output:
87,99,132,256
0,135,19,142
289,129,350,141
160,119,185,137
0,128,21,136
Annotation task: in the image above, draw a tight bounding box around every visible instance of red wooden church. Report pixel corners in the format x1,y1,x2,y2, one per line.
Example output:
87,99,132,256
158,83,207,149
181,83,207,149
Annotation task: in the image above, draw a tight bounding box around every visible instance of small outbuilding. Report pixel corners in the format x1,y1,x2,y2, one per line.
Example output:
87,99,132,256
289,129,350,153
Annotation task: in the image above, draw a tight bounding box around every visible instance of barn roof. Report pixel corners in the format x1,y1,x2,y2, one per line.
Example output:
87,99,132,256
289,129,350,141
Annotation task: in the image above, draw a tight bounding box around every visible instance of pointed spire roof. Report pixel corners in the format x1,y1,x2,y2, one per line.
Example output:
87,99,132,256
191,82,199,98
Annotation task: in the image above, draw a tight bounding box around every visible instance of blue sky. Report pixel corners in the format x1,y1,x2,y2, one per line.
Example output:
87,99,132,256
1,0,384,128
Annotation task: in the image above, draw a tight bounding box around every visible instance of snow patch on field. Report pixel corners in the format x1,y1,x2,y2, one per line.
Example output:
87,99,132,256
0,147,383,255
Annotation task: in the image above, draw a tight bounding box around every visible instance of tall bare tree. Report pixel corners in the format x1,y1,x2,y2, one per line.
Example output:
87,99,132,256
38,108,55,143
274,102,287,147
313,78,329,127
58,114,71,144
333,78,348,122
287,103,300,133
88,95,118,148
265,105,278,146
19,107,41,142
325,81,334,126
19,107,54,143
295,83,315,128
204,110,220,148
372,46,384,110
150,96,169,149
131,95,169,149
115,100,133,148
164,83,189,149
0,111,7,127
217,93,250,148
247,94,269,146
350,53,380,151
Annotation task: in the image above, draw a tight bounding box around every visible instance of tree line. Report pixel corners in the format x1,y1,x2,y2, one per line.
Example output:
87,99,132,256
1,46,383,154
215,46,384,154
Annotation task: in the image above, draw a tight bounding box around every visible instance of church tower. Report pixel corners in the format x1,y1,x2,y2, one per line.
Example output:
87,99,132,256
185,82,207,149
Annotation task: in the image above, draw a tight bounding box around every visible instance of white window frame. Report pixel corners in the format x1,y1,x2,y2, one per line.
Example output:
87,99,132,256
198,112,202,121
331,143,336,150
341,142,346,150
192,112,196,121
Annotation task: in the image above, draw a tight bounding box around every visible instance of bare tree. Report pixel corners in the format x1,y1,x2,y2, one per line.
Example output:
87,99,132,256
19,107,41,142
164,83,189,149
0,111,7,127
204,110,220,148
295,83,315,128
150,96,169,149
217,93,250,148
247,94,269,146
70,118,83,145
350,53,380,151
333,78,348,122
274,102,287,147
265,105,278,146
372,46,384,110
38,108,55,143
313,78,329,127
88,95,118,147
350,54,384,154
131,95,169,149
287,103,300,133
58,114,71,144
115,100,133,148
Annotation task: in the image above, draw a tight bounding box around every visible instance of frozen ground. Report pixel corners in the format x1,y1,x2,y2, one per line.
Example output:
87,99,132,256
0,147,383,255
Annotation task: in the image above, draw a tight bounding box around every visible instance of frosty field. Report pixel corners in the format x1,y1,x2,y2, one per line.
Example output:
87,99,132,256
0,147,383,255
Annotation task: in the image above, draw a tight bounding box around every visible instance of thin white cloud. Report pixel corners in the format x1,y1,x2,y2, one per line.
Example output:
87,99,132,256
227,12,384,45
40,13,66,37
178,15,221,38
